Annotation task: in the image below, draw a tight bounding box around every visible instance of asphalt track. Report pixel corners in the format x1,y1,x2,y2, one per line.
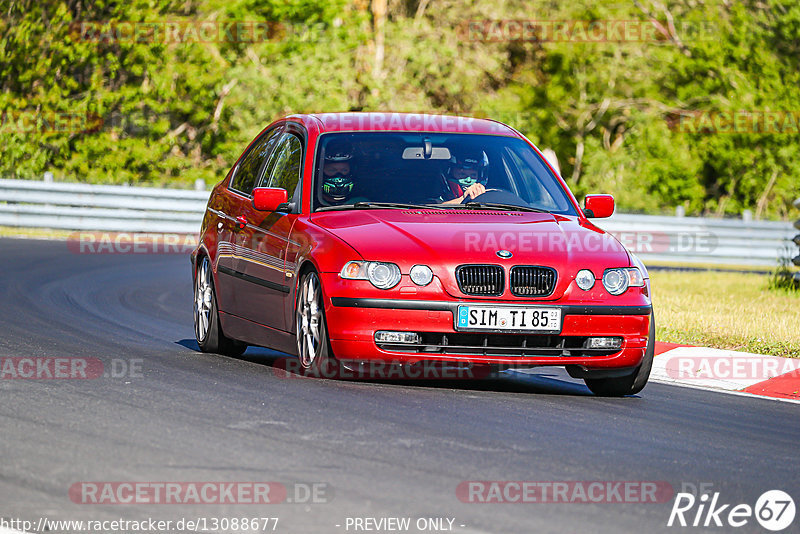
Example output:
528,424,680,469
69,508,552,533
1,237,798,534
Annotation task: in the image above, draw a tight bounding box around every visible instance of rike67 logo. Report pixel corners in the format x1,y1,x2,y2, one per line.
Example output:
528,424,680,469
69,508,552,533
668,488,795,531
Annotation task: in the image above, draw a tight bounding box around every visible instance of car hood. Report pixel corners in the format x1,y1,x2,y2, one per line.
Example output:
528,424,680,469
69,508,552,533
311,209,631,299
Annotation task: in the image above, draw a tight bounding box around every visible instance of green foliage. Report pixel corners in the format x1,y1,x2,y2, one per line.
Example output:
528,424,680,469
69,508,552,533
768,246,800,292
0,0,797,217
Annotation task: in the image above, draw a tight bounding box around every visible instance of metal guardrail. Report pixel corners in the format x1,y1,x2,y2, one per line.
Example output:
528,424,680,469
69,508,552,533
0,178,796,267
0,178,209,234
596,213,796,267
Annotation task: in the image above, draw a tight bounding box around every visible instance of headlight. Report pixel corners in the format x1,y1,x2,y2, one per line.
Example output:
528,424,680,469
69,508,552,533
340,261,401,289
575,269,595,291
602,268,644,295
409,265,433,286
602,269,628,295
367,262,401,289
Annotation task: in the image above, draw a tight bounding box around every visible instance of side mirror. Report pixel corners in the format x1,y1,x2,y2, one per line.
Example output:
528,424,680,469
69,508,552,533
252,187,289,212
584,194,615,218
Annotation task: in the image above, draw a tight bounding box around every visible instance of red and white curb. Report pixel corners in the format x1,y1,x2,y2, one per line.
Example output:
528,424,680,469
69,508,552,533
652,342,800,404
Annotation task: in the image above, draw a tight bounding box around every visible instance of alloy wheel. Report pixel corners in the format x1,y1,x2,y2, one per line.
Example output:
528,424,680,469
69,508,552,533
194,256,212,342
297,272,322,368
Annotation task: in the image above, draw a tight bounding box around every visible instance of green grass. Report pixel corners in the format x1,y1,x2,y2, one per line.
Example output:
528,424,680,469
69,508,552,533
651,270,800,358
0,226,73,239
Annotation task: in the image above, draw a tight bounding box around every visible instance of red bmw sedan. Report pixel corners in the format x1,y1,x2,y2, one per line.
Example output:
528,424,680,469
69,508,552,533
191,112,654,396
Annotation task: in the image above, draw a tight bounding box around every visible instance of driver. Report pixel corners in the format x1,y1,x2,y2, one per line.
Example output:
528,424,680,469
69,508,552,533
442,150,491,204
321,141,358,204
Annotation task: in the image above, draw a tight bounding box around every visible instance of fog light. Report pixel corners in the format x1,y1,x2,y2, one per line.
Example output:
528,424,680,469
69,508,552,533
585,337,623,350
409,264,434,286
575,269,595,290
375,331,421,344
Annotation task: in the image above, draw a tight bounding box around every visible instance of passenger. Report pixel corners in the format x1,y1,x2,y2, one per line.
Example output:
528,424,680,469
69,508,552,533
321,141,358,204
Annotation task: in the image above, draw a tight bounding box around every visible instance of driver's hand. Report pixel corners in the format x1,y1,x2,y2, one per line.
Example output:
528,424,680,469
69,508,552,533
461,183,486,201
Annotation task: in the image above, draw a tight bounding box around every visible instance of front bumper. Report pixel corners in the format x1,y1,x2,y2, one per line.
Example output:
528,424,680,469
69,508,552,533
322,280,651,370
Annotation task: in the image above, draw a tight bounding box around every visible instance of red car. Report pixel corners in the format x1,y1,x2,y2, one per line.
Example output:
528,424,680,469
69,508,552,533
191,113,654,396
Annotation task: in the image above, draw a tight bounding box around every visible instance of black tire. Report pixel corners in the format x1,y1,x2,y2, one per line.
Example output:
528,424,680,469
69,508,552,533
194,256,247,357
584,311,655,397
296,270,336,377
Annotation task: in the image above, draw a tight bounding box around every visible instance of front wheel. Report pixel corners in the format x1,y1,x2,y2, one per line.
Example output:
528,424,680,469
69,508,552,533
194,255,246,357
296,270,335,376
584,311,655,397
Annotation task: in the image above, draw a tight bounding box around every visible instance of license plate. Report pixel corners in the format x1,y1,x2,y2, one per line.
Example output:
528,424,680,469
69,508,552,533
456,305,561,333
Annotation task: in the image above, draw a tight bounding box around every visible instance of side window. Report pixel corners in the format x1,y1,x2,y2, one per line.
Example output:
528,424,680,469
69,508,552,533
260,133,303,201
504,147,562,211
230,127,282,196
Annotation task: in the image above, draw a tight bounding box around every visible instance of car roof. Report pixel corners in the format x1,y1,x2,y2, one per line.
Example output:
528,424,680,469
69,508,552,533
284,112,521,137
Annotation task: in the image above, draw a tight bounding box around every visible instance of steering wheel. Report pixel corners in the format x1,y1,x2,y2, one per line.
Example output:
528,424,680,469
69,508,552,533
461,189,529,208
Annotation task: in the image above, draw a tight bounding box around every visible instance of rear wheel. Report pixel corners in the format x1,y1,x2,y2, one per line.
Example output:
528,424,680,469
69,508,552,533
194,255,246,357
584,312,655,397
296,270,335,376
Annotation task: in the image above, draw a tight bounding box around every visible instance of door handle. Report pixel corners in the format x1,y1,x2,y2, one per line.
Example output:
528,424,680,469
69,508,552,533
235,215,247,230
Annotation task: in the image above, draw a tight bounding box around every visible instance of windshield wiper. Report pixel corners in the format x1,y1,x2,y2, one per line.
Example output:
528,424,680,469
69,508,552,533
354,202,447,210
316,202,446,212
459,202,551,213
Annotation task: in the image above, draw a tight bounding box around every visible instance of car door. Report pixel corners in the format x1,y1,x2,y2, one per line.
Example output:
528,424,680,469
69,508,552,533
215,125,284,317
234,129,304,331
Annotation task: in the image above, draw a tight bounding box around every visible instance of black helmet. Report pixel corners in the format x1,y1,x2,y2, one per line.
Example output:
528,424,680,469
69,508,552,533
324,140,354,163
448,149,488,187
322,140,355,201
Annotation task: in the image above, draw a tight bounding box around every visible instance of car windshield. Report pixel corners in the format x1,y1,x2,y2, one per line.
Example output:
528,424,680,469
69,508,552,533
313,132,578,215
